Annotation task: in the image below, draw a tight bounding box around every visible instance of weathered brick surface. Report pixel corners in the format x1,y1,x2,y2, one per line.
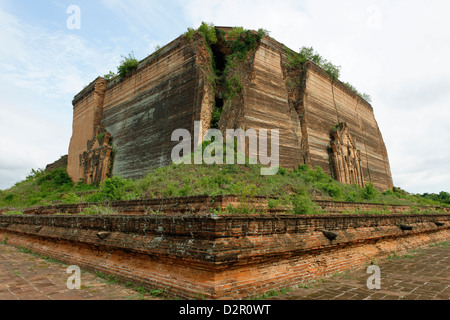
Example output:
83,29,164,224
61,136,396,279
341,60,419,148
0,209,448,299
67,28,393,190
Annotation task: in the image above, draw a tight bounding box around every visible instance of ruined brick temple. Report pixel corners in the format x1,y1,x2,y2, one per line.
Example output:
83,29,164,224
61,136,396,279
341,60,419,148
4,32,449,298
67,27,393,190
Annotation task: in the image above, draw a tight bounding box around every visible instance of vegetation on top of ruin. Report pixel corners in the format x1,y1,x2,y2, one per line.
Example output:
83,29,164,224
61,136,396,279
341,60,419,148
117,52,139,78
184,23,270,130
103,52,139,82
285,46,372,103
342,82,372,103
1,158,448,215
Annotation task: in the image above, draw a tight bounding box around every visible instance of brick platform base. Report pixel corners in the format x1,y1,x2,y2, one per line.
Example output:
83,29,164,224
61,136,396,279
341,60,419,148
1,209,449,299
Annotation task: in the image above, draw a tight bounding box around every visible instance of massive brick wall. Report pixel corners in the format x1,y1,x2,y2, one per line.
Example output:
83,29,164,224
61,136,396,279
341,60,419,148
215,33,393,190
301,63,393,190
101,36,213,181
67,28,393,190
67,35,213,183
230,37,304,169
67,80,100,182
1,212,448,299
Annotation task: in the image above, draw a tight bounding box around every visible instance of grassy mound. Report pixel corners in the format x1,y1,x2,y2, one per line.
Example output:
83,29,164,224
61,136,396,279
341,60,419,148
0,163,447,215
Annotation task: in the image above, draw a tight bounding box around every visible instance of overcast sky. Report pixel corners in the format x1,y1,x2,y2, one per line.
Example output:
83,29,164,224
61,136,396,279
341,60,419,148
0,0,449,194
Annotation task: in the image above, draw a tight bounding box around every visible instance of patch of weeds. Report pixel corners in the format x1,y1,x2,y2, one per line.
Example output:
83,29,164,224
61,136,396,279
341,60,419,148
135,285,149,300
61,193,81,205
42,257,63,265
194,292,206,300
105,274,120,285
430,241,450,248
292,194,321,215
12,270,21,277
4,210,24,216
362,182,378,201
387,252,401,260
117,52,139,79
103,71,117,82
18,246,33,254
135,285,147,295
1,236,8,245
342,82,372,103
81,205,118,216
95,272,124,286
249,288,293,300
96,132,106,144
149,288,166,298
298,283,313,289
223,204,256,215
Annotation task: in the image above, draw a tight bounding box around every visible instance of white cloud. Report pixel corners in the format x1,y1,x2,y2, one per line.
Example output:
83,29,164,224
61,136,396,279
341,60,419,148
100,0,188,44
0,6,118,189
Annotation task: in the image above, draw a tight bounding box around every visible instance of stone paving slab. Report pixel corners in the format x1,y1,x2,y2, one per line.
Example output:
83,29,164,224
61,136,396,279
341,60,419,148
0,242,449,301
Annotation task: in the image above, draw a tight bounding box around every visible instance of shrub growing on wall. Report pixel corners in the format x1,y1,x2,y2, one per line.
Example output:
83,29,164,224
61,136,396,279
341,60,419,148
117,52,139,79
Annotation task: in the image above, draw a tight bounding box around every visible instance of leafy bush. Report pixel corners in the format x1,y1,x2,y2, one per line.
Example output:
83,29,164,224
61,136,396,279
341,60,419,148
227,28,262,63
257,28,270,40
37,168,73,188
342,82,372,103
4,194,15,203
362,182,378,200
297,47,341,80
292,194,321,215
185,22,218,46
346,192,359,203
228,27,245,40
61,193,81,204
197,22,218,45
224,74,243,100
101,176,128,201
317,182,342,199
421,191,450,205
84,192,106,203
117,52,139,79
104,71,117,81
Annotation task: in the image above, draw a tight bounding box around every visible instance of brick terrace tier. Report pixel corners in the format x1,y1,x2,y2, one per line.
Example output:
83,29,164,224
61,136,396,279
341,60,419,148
1,198,449,299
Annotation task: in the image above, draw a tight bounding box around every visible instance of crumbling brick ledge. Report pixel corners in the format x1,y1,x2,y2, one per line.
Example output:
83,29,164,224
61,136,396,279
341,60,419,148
0,197,449,299
1,195,448,216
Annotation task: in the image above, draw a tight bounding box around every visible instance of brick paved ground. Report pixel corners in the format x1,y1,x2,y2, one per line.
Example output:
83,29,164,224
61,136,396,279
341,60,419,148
0,244,161,300
272,242,450,301
0,242,449,300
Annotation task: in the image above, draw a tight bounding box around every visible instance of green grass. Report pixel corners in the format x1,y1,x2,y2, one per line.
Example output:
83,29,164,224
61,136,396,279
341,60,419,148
95,272,170,300
248,288,293,300
430,241,450,248
0,162,447,215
